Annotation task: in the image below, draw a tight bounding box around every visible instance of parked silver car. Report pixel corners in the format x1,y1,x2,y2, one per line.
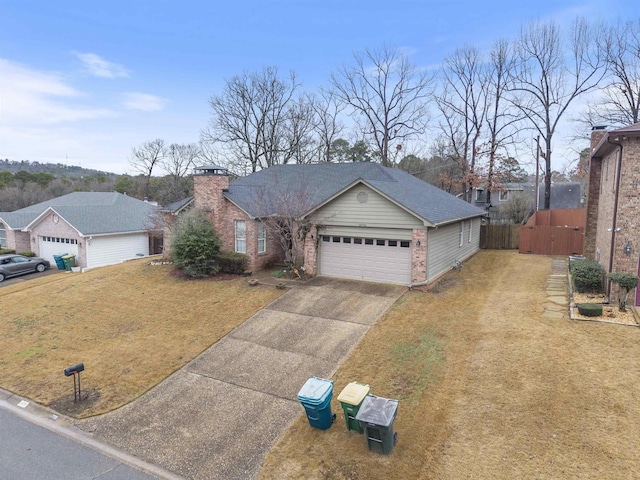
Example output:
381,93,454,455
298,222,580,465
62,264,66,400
0,254,51,282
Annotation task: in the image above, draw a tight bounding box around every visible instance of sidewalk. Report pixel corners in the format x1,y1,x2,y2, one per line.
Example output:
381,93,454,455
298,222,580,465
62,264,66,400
541,257,569,320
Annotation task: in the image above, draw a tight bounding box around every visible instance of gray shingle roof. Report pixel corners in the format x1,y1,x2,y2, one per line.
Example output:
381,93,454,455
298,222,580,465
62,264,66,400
224,163,485,226
0,192,157,234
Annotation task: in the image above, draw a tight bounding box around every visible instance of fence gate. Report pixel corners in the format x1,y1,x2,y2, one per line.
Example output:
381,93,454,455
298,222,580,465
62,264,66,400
519,209,586,256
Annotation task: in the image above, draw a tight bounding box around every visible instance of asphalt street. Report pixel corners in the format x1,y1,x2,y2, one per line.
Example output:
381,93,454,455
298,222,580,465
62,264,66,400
0,408,157,480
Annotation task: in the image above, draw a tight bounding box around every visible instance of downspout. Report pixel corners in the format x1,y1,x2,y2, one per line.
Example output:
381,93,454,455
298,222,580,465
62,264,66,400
606,136,623,302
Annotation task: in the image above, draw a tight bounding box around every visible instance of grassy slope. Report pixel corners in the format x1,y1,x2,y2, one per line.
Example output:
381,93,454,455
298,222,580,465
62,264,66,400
0,259,282,418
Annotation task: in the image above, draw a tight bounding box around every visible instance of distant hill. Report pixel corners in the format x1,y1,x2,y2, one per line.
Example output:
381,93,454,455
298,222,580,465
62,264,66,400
0,159,117,178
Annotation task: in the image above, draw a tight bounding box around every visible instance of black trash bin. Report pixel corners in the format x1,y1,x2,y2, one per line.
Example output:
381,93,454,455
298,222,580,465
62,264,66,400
355,394,399,455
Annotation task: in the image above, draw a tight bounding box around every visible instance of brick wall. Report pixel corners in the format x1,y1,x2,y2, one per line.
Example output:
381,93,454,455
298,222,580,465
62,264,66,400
591,135,640,304
584,128,607,258
5,229,31,253
411,229,427,284
194,173,283,272
611,136,640,303
303,225,318,275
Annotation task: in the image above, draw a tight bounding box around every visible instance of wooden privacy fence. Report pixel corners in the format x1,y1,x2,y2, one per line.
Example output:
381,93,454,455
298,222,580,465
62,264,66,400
480,224,520,249
519,208,586,256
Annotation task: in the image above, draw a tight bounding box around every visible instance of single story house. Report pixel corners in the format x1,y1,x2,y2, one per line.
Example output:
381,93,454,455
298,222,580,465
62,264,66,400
584,123,640,306
0,192,161,270
190,163,486,287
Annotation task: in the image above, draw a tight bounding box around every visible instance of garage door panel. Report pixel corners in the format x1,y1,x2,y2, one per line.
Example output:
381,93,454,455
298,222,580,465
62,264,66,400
319,234,411,285
39,236,79,266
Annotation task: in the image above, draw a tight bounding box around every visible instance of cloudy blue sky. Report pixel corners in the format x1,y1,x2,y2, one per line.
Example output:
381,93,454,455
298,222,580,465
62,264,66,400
0,1,635,175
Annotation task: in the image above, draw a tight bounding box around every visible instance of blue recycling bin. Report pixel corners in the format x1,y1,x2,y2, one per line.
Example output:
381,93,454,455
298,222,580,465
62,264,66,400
297,376,335,430
53,254,68,270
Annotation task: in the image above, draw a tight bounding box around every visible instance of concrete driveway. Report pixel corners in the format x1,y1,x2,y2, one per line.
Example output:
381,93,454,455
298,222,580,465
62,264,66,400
77,278,405,480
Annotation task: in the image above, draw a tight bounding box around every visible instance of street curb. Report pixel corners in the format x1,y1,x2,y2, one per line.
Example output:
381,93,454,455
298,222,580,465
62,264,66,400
0,388,184,480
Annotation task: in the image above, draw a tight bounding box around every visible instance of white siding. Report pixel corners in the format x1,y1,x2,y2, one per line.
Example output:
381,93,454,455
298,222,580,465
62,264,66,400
427,218,481,282
310,184,424,230
85,233,149,269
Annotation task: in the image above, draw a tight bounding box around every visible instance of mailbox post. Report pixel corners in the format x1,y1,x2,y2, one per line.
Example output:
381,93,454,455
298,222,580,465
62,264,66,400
64,363,85,402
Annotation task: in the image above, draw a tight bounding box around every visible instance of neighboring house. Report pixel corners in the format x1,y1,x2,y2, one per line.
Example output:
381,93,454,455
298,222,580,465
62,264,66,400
584,123,640,306
191,163,485,286
157,196,194,254
473,182,582,210
0,192,160,270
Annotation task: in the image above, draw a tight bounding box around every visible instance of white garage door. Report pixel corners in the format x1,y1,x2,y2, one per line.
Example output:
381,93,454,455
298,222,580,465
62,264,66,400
39,236,79,266
319,235,411,285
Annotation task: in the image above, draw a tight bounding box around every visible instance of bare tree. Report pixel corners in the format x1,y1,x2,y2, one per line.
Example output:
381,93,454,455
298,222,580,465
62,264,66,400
203,67,301,173
331,45,433,167
130,139,166,199
251,178,319,269
484,39,523,206
436,45,488,202
510,18,605,209
312,89,345,162
163,143,200,196
583,18,640,128
286,95,320,164
500,191,533,224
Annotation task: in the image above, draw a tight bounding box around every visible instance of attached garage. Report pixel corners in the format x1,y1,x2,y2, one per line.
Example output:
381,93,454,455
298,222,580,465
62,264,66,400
86,233,150,269
319,234,412,285
38,236,79,266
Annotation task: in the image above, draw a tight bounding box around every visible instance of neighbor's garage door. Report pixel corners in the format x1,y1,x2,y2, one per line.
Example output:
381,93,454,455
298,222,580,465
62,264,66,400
319,235,411,285
39,236,79,266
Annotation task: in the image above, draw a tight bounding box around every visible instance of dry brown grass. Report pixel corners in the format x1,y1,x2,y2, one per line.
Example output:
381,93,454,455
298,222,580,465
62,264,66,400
0,259,282,418
260,251,640,479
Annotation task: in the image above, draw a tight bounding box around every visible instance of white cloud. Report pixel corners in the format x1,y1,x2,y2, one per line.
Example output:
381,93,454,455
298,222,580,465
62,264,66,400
74,52,130,79
0,58,115,126
120,92,167,112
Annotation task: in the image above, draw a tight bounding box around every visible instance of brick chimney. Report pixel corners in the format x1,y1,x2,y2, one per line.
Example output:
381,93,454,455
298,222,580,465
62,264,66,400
193,165,230,231
590,125,608,155
584,127,607,258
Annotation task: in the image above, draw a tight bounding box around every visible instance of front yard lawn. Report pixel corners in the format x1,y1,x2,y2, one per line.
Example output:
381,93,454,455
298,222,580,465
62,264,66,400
0,258,282,418
260,251,640,479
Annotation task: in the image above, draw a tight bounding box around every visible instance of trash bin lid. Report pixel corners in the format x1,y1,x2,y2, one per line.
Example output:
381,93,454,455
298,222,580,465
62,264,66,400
61,254,75,259
337,382,370,406
355,395,398,427
297,376,333,405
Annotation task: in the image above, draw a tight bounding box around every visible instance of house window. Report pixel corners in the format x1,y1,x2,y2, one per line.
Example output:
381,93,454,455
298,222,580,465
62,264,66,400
476,189,482,201
257,224,266,254
499,190,508,201
235,220,246,253
459,222,464,247
468,220,472,243
0,222,6,249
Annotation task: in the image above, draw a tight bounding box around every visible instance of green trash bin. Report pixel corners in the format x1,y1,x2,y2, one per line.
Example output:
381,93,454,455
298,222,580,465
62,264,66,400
61,254,76,271
53,254,68,270
355,394,399,455
337,382,370,433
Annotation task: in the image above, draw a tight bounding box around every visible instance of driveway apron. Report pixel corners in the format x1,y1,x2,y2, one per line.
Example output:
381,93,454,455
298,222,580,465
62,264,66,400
77,278,404,480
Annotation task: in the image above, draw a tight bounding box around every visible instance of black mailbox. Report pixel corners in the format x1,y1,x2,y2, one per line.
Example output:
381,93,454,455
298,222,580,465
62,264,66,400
64,363,85,377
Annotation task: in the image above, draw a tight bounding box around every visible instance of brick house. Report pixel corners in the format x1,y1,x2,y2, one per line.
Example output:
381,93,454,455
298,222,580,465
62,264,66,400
584,123,640,306
189,163,485,287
